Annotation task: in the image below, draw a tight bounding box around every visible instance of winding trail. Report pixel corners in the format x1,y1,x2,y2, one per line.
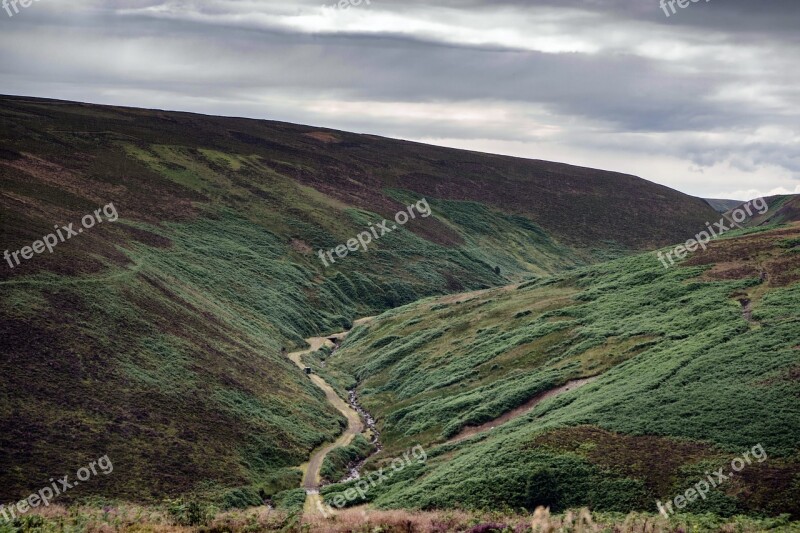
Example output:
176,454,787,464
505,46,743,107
287,317,374,515
447,376,599,444
288,316,598,515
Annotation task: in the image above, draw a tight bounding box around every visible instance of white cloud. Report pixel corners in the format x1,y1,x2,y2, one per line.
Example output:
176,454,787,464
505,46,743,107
1,0,798,200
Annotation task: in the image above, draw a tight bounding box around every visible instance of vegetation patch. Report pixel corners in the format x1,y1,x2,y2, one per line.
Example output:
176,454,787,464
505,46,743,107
320,434,376,484
329,225,800,517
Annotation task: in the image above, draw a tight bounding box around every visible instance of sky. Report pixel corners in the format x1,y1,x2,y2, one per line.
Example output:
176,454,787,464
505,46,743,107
1,0,799,200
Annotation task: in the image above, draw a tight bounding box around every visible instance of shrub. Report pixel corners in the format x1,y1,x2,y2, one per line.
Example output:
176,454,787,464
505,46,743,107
221,487,263,509
166,498,218,526
272,488,307,514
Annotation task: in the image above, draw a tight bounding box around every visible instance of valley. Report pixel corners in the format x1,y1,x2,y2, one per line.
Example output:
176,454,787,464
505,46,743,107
286,318,377,516
1,95,798,531
320,222,800,517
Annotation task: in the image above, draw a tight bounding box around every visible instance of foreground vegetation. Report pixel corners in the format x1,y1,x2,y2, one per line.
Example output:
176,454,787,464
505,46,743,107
3,503,799,532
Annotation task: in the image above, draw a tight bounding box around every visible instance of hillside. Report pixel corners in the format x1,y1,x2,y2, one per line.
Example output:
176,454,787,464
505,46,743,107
746,195,800,227
0,95,722,505
326,223,800,518
705,198,745,213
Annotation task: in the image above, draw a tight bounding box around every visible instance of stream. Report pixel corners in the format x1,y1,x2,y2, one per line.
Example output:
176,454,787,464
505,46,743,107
325,340,382,483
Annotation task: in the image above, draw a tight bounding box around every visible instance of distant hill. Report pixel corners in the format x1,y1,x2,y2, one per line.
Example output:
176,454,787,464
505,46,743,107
0,94,720,504
705,198,745,212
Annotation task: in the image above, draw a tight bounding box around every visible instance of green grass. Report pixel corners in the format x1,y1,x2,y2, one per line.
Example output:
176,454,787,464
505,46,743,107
329,225,800,517
272,488,307,514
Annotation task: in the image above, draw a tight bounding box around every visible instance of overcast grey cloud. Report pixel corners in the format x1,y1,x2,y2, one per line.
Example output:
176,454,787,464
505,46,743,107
1,0,798,199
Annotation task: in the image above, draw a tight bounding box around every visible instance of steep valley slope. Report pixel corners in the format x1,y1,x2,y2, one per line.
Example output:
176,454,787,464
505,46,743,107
0,93,749,507
324,223,800,517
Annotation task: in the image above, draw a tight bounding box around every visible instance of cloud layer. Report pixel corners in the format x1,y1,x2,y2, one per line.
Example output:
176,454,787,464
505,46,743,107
1,0,798,199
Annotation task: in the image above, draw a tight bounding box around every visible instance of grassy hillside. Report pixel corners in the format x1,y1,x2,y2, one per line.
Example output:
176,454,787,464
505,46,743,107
748,195,800,227
0,94,719,261
327,223,800,517
0,95,722,505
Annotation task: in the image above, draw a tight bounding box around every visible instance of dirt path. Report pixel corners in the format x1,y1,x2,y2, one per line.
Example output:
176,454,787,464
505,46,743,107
737,267,768,326
287,317,374,515
447,376,599,444
740,298,754,323
290,317,598,514
435,283,521,305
